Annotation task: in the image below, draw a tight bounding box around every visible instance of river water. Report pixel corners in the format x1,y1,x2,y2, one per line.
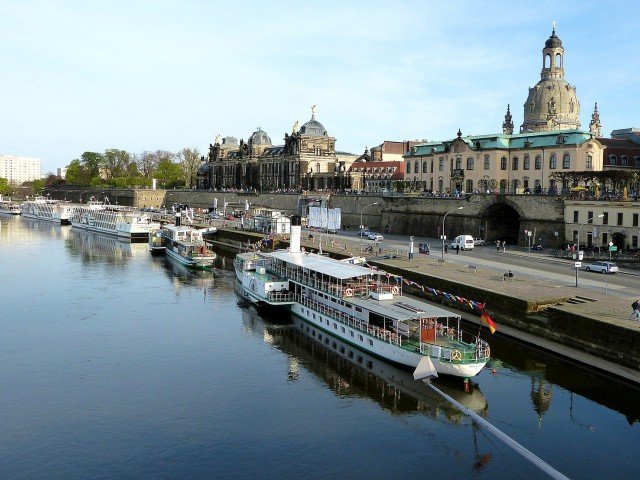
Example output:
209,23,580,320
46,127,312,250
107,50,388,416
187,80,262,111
1,216,639,479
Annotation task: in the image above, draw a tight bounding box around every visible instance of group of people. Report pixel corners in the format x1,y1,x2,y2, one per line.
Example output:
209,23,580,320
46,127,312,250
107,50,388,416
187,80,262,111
495,240,506,252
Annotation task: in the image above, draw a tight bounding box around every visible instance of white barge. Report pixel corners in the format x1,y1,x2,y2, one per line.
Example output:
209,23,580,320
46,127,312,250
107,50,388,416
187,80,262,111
20,196,73,224
234,217,490,379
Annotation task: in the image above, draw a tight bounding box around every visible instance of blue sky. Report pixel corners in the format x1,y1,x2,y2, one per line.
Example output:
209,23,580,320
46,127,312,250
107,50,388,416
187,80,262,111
1,0,638,174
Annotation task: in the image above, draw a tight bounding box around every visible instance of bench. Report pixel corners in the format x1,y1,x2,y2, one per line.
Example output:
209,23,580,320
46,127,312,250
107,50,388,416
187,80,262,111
436,258,446,266
503,271,515,281
467,265,478,274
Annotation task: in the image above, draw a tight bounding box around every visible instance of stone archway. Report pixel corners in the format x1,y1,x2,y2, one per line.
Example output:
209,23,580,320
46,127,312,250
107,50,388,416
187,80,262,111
482,202,521,244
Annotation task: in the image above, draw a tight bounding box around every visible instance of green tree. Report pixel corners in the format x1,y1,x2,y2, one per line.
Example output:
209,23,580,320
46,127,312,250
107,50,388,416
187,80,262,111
65,159,90,186
0,177,11,195
81,152,104,178
155,158,183,188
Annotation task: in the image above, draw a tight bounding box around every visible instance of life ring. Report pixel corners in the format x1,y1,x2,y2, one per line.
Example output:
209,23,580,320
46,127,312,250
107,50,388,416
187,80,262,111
344,288,353,297
451,349,462,361
486,347,491,358
391,286,400,295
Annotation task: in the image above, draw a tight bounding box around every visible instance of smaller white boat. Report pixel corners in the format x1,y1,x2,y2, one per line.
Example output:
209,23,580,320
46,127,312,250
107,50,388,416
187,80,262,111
148,228,166,255
0,195,21,215
21,196,73,224
159,223,217,270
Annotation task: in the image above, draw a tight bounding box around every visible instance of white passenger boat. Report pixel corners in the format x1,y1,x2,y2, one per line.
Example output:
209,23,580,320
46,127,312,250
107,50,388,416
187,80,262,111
148,228,166,255
0,195,21,215
69,197,160,242
234,217,490,379
20,196,73,224
158,222,217,269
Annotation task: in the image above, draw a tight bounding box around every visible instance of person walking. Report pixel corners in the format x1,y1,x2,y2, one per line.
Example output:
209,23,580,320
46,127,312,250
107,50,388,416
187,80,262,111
630,300,640,321
502,240,506,253
444,244,448,254
456,245,460,255
496,240,500,253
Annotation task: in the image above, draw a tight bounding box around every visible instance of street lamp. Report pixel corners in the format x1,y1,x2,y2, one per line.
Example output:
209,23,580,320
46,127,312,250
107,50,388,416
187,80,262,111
359,201,378,243
442,206,463,260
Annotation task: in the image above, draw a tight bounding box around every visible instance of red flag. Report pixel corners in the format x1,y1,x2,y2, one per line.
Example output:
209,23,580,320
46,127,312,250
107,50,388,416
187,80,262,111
480,309,497,334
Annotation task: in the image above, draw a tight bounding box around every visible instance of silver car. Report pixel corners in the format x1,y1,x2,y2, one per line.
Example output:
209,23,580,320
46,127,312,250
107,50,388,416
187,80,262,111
583,261,619,274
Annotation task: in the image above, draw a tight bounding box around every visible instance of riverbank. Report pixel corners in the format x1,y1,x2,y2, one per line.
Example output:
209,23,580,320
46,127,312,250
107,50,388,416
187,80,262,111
211,227,640,384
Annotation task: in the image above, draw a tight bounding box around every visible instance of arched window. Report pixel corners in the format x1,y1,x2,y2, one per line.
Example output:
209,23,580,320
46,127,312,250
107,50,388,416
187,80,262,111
455,157,462,169
406,162,411,174
634,156,640,167
555,53,562,68
466,157,474,170
609,155,617,165
621,155,628,166
512,156,519,170
414,161,419,173
430,159,434,173
523,154,530,170
500,157,507,170
549,154,557,169
484,154,490,170
586,155,593,169
439,158,444,171
535,155,541,170
423,161,428,173
545,54,551,69
562,153,570,169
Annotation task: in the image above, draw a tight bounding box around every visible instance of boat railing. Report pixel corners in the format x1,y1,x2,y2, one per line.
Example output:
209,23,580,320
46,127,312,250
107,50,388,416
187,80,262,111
417,331,490,362
267,291,295,302
297,295,404,347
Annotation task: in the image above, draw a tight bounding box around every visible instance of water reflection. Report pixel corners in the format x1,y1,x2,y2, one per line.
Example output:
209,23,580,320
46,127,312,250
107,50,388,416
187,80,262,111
0,216,70,241
238,301,488,421
65,229,139,265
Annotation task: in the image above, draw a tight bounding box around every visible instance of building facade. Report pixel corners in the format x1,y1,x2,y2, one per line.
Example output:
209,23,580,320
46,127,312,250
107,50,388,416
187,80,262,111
0,154,41,185
403,27,606,195
348,145,406,192
197,109,357,192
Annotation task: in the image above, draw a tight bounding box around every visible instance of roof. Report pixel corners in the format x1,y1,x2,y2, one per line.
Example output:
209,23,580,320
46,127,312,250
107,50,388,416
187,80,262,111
270,250,373,280
348,294,461,322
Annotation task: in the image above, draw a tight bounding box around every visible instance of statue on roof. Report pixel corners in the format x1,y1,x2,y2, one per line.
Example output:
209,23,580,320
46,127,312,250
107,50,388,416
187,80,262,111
214,134,221,145
292,120,299,134
311,104,317,118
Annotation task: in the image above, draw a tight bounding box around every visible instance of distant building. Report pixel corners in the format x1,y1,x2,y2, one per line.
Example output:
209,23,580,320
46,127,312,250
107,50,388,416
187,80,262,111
0,154,41,185
348,146,406,192
56,167,67,179
197,107,358,191
598,128,640,170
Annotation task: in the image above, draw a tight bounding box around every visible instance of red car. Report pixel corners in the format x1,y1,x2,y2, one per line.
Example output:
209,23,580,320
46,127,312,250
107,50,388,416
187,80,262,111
225,214,234,220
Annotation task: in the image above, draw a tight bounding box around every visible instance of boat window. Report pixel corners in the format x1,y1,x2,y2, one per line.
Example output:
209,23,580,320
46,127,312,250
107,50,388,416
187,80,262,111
350,331,354,337
341,327,345,333
333,323,337,329
355,307,362,313
359,335,363,341
368,339,373,346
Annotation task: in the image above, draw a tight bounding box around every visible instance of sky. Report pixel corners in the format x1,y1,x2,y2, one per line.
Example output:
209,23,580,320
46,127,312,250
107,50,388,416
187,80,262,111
1,0,639,175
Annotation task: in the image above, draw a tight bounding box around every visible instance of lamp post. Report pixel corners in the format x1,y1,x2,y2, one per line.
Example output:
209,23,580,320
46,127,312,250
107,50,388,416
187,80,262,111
359,201,378,243
442,206,463,260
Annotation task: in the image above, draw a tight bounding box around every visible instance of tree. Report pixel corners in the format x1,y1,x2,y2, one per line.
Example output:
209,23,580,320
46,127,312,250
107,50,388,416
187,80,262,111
155,157,183,188
65,159,90,186
177,147,201,188
136,151,158,178
81,152,104,178
103,149,133,179
0,177,11,195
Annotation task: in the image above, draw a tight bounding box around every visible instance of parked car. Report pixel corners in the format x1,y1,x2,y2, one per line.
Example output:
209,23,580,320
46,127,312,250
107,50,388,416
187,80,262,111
359,229,372,237
473,238,485,246
368,233,384,241
225,214,234,220
450,235,475,250
583,261,618,274
210,212,220,219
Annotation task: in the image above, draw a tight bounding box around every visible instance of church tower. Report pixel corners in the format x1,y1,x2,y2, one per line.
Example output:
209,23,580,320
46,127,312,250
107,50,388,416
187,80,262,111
520,24,581,133
502,105,514,134
589,103,602,137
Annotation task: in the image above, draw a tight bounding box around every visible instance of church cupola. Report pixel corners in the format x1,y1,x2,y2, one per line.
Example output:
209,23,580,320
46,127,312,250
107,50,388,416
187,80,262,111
542,22,564,80
502,104,514,134
589,103,602,137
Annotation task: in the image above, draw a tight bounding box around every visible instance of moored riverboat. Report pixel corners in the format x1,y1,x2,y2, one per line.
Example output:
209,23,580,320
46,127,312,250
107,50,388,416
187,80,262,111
159,224,217,270
235,217,490,379
0,195,21,215
20,196,72,224
69,197,159,241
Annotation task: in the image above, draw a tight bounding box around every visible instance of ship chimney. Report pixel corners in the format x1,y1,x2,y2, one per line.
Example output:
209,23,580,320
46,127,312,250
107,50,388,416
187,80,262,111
175,212,181,226
290,215,301,253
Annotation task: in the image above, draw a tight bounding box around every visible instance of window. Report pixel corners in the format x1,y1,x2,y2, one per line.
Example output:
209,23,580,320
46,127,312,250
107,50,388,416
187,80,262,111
484,155,490,170
430,159,434,173
586,155,593,169
535,155,541,170
621,155,628,166
587,211,593,222
523,155,530,170
358,335,363,341
341,326,345,333
573,211,579,223
423,161,428,173
355,306,362,312
618,213,623,225
414,161,419,173
609,155,617,165
633,235,638,249
455,158,462,169
406,162,411,174
602,232,608,245
350,331,354,337
603,212,608,225
634,213,639,227
368,339,373,346
512,157,519,170
562,153,570,169
466,180,473,192
467,157,474,170
635,156,640,167
549,154,557,169
500,157,507,170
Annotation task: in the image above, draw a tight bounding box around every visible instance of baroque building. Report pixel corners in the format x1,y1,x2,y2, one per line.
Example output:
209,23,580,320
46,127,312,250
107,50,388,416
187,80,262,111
197,108,357,191
403,26,605,195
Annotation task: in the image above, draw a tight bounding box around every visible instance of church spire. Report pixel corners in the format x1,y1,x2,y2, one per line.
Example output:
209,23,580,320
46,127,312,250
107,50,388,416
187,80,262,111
589,102,601,137
502,104,514,134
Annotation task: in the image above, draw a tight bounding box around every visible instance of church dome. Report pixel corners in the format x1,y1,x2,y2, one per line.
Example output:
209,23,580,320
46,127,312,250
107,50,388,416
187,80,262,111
249,128,272,146
197,163,210,174
520,26,580,133
300,116,327,136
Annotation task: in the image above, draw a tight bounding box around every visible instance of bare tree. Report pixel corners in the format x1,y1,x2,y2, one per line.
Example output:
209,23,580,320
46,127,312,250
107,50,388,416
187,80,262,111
177,147,201,188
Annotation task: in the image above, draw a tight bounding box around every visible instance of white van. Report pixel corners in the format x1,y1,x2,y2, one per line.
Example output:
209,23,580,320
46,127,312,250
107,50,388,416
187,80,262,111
450,235,475,250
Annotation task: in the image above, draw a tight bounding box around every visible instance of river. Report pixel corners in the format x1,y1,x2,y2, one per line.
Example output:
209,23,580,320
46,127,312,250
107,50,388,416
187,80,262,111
1,216,639,479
